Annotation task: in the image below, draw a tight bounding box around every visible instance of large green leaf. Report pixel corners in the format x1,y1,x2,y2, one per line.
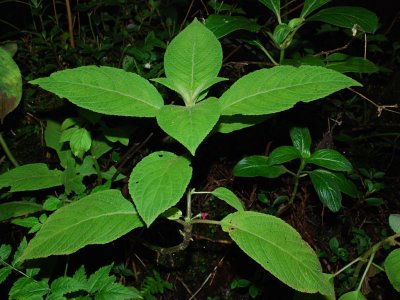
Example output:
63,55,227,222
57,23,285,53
153,19,224,105
290,127,312,158
0,163,63,192
216,115,271,134
211,187,245,211
300,0,330,18
306,149,352,171
308,7,378,33
309,169,341,212
233,155,287,178
0,202,42,222
128,151,192,226
259,0,281,21
156,97,220,155
0,47,22,123
221,211,334,297
338,291,367,300
389,214,400,233
384,248,400,292
17,190,143,261
220,66,360,116
268,146,301,165
205,15,261,39
30,66,163,117
326,53,378,74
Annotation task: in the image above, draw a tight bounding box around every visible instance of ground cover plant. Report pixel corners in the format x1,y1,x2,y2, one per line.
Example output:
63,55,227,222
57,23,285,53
0,0,399,299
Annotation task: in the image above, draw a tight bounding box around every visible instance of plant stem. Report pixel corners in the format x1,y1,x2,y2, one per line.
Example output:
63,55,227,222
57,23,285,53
191,219,222,226
289,159,305,204
334,257,362,277
357,250,375,291
0,132,19,167
252,40,279,66
279,49,285,64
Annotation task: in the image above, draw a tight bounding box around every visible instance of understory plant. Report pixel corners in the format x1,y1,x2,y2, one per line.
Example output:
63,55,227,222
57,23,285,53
1,18,398,299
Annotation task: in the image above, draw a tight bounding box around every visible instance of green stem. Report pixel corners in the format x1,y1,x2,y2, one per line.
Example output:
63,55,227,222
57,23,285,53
0,132,19,167
252,40,279,66
191,219,222,226
357,250,375,291
90,149,102,183
279,49,285,64
289,159,305,204
334,257,362,277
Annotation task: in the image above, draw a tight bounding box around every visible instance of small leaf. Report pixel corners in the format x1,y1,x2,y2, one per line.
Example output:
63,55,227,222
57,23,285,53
9,277,49,300
216,115,271,134
326,53,378,74
307,149,352,171
211,187,245,211
11,217,39,228
220,66,361,116
338,290,367,300
0,163,63,192
18,190,143,261
50,276,87,296
389,214,400,233
0,267,12,285
301,0,331,18
205,15,261,39
259,0,281,21
273,23,292,46
0,202,42,221
268,146,301,165
384,248,400,292
290,127,311,158
156,97,220,155
0,244,12,260
30,66,164,117
327,172,359,198
308,6,378,33
70,128,92,159
128,151,192,226
87,264,114,293
43,197,62,211
233,155,286,178
309,169,342,212
220,211,334,297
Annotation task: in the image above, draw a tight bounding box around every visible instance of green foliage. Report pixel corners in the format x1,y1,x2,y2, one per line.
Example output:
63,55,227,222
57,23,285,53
140,271,172,300
211,187,245,211
384,248,400,292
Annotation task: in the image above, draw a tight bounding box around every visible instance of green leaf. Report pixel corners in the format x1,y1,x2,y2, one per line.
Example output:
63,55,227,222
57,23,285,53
327,172,359,198
70,127,92,159
95,283,141,300
268,146,301,165
309,169,342,212
0,202,42,221
0,163,63,192
216,115,271,134
11,217,39,228
205,15,261,39
153,19,224,104
220,66,361,116
290,127,312,158
17,190,143,261
259,0,281,21
62,156,86,195
157,97,220,155
0,47,22,122
389,214,400,233
300,0,330,18
273,23,292,46
45,119,70,168
326,53,378,74
307,149,352,171
91,138,113,159
211,187,245,211
30,66,164,117
384,248,400,292
87,264,114,293
233,155,287,178
0,267,12,285
308,7,378,33
9,277,49,300
221,211,334,297
50,276,87,296
338,291,367,300
0,244,11,260
128,151,192,226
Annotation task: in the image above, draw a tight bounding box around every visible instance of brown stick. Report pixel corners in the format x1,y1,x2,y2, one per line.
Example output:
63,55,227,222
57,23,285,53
65,0,75,48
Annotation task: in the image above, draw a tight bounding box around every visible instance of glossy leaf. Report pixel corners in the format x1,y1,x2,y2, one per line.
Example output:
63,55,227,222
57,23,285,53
327,172,359,198
30,66,164,117
221,211,334,297
154,19,224,104
309,169,341,212
220,66,361,116
389,214,400,233
128,151,192,226
259,0,280,21
0,47,22,123
156,97,220,155
18,190,143,261
301,0,330,18
307,149,352,171
205,15,260,39
290,127,312,158
211,187,245,211
233,155,286,178
0,163,63,192
0,202,42,222
326,53,378,74
339,290,367,300
384,248,400,292
308,7,378,33
268,146,301,165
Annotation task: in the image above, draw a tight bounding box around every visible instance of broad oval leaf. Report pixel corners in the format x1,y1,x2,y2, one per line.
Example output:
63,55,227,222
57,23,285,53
326,53,378,74
290,127,312,158
220,66,361,116
234,155,286,178
301,0,331,18
307,149,352,171
309,169,341,212
338,290,367,300
128,151,192,226
156,97,220,155
268,146,301,165
0,202,42,222
158,19,223,104
308,6,378,33
221,211,334,297
17,190,143,262
70,127,92,159
0,163,63,192
30,66,164,117
211,187,245,211
0,47,22,123
389,214,400,233
384,248,400,292
205,15,260,39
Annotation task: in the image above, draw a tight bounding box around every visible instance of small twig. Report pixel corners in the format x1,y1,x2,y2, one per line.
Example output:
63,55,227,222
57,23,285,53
180,0,195,31
176,276,195,299
314,39,353,57
192,233,232,244
65,0,75,48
